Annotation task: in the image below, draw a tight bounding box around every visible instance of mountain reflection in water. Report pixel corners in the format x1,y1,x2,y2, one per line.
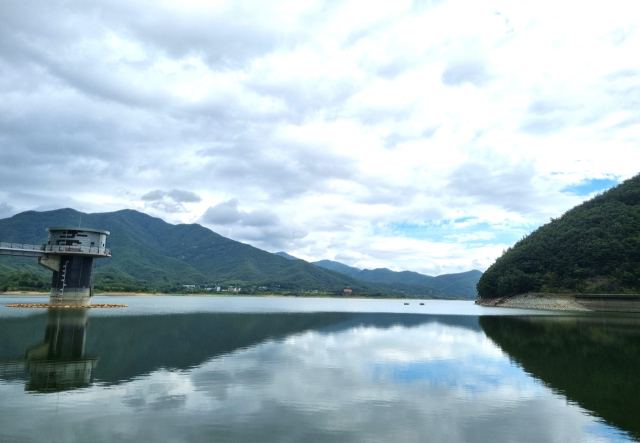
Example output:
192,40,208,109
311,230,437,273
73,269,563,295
0,301,637,443
1,311,481,385
481,315,640,441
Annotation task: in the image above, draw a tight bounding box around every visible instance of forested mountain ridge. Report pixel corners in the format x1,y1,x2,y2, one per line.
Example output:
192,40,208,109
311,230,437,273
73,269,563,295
477,174,640,298
312,259,362,277
313,259,482,299
0,209,462,298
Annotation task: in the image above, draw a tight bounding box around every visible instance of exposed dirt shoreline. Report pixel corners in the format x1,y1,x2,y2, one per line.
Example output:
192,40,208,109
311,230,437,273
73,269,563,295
475,293,591,311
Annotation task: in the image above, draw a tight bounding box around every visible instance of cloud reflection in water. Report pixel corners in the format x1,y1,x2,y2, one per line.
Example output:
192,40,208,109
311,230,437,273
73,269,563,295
0,316,634,443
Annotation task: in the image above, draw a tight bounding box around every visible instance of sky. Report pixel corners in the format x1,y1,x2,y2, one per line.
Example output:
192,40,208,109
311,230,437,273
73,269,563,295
0,0,639,276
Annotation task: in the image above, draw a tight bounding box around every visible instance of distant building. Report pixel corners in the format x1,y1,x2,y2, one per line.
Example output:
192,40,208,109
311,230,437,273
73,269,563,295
343,288,352,293
183,285,196,288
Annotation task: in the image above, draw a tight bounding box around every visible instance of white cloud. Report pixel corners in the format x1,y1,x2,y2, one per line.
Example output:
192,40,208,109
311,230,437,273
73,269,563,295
0,0,639,274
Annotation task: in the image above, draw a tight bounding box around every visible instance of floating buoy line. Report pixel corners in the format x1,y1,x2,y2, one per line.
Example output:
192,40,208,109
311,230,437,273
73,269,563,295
6,303,128,309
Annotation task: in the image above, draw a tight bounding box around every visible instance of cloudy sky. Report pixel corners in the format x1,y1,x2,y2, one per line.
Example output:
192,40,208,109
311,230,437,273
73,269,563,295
1,0,639,275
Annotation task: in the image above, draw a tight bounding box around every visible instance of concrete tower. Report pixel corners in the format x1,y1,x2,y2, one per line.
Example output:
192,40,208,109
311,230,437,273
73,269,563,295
0,226,111,306
39,227,110,306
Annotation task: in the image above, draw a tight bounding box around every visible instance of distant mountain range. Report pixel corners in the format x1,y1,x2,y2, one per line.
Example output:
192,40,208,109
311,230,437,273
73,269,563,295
0,209,480,298
276,253,482,299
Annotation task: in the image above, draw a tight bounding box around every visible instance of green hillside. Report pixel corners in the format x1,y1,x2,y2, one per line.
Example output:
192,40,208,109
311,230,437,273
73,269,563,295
0,209,455,298
312,259,362,278
274,252,299,260
477,174,640,298
313,259,482,299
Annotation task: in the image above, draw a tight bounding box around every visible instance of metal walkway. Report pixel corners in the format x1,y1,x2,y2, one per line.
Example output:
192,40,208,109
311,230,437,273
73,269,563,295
0,241,111,257
0,241,46,257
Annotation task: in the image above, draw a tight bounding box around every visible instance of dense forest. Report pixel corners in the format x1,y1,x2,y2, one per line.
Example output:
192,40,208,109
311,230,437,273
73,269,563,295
477,174,640,298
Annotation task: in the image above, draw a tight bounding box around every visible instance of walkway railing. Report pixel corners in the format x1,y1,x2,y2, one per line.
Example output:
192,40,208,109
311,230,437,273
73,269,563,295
0,241,44,252
0,241,111,256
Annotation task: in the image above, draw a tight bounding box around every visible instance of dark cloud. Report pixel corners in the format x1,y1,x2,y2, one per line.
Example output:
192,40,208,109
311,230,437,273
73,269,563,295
200,199,243,225
446,161,541,216
140,189,201,213
200,199,279,227
441,59,492,87
167,190,201,203
141,190,166,201
141,189,201,203
146,201,187,214
195,136,359,200
199,199,307,250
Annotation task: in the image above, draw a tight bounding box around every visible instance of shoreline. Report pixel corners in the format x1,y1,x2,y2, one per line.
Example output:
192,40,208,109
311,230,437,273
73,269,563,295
476,293,640,313
475,293,591,311
0,291,472,301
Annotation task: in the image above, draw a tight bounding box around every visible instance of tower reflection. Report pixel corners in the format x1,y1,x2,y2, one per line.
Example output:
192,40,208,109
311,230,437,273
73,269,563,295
23,309,99,392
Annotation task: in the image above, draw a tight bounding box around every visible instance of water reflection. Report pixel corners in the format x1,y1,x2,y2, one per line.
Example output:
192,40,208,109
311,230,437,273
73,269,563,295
0,309,98,392
481,315,640,441
0,307,637,443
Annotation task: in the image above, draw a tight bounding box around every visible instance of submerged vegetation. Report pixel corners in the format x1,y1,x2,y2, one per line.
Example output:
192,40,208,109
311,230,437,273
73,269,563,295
477,174,640,298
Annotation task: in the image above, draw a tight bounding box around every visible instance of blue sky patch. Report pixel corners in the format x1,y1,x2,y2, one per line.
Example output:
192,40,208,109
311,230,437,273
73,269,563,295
562,178,618,196
583,420,634,443
371,355,541,395
381,220,538,246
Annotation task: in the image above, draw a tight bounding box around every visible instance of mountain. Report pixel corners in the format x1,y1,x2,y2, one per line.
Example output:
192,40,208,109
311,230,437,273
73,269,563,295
274,252,299,260
426,270,484,298
477,174,640,298
0,209,456,298
312,260,362,277
313,259,482,298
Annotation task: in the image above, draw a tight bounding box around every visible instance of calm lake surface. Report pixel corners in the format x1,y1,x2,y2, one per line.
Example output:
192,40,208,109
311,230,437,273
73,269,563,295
1,295,639,443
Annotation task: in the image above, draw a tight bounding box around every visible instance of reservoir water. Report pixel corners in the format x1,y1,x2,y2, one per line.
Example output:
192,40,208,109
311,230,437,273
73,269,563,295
1,295,639,442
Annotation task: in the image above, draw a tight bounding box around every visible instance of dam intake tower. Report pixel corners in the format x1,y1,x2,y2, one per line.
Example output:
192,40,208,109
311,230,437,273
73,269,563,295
0,227,111,307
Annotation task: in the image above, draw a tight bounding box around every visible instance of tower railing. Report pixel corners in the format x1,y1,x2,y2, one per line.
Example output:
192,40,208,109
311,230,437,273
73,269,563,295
0,241,111,256
0,241,44,251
